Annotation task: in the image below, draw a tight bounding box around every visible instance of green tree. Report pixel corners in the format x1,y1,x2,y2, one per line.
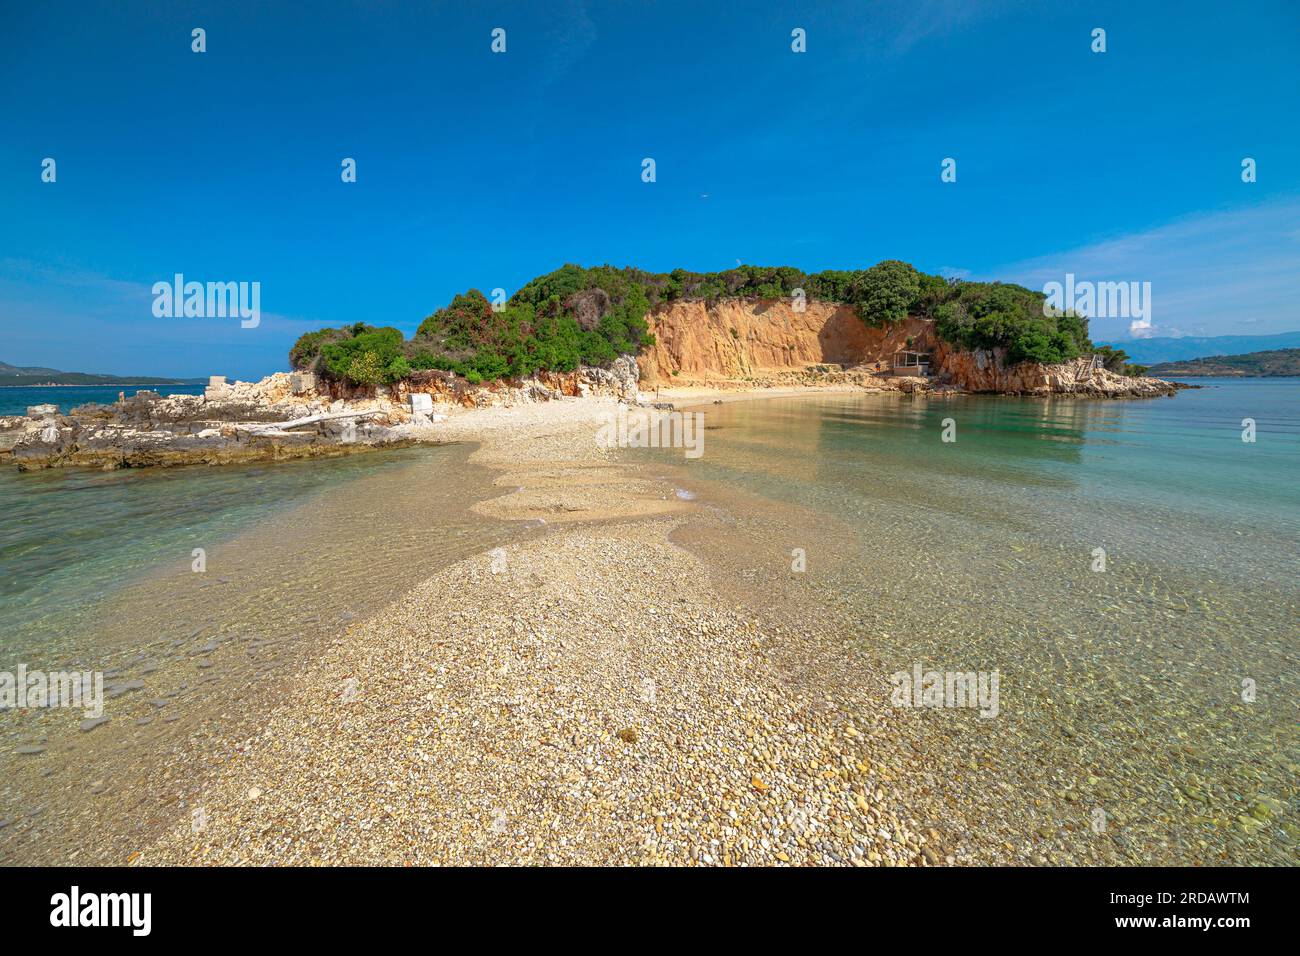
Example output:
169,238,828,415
319,327,406,384
852,260,921,327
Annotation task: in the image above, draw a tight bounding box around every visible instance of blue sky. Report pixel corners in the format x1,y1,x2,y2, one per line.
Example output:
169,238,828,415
2,0,1298,379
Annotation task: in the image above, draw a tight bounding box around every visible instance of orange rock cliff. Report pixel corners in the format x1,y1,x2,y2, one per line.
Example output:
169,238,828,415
637,298,1178,397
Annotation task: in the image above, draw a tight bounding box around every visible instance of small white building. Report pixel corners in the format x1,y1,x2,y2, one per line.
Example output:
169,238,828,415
890,350,931,377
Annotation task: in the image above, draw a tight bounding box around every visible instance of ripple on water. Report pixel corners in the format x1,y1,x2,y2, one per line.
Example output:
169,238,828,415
0,442,542,863
649,388,1299,864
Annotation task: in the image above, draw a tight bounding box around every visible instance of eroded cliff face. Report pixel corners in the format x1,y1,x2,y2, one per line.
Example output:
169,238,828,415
639,299,934,383
638,298,1178,397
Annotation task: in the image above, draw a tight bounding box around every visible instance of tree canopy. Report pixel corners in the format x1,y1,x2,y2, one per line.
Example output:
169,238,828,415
930,281,1091,365
290,261,1099,385
853,260,921,327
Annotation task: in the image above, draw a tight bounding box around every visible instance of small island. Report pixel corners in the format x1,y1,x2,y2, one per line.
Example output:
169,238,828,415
1,261,1182,471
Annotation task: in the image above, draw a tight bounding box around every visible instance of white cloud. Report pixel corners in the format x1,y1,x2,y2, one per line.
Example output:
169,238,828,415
987,198,1300,339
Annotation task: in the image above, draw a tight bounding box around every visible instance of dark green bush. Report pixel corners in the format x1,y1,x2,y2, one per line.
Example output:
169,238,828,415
1095,345,1148,377
851,260,921,327
289,324,361,372
933,281,1089,365
290,261,1099,386
316,326,408,385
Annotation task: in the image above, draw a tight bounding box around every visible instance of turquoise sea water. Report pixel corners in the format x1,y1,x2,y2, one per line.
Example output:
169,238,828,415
0,440,534,666
0,384,204,416
8,378,1291,639
676,378,1299,586
0,448,433,642
655,377,1298,863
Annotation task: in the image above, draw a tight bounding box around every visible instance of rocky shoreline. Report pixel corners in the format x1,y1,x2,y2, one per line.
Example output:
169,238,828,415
1,349,1180,472
0,358,641,472
646,356,1185,399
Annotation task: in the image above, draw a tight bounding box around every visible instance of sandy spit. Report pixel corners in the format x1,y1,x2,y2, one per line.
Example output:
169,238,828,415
141,396,930,866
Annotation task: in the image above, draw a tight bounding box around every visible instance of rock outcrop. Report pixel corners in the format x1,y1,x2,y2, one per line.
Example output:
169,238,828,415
638,298,1178,398
2,361,644,472
931,345,1179,397
3,375,410,471
353,354,640,409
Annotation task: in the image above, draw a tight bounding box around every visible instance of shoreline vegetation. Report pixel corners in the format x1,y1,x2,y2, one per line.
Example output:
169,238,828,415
1,261,1182,473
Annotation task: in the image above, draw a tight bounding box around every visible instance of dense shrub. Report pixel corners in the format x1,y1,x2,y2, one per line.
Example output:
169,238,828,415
288,324,359,372
803,270,857,302
932,281,1090,365
290,322,412,384
509,264,653,366
290,261,1101,386
341,331,405,384
851,260,921,327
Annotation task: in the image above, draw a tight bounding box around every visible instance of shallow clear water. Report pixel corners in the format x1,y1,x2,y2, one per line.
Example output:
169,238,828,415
652,378,1299,863
675,378,1298,585
0,380,1294,864
0,439,535,674
0,440,536,863
0,449,422,644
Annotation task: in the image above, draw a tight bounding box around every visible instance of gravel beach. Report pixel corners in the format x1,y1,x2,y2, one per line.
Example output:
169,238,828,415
138,397,941,866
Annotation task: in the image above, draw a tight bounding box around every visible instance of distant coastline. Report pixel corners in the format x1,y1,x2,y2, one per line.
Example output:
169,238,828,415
1149,347,1300,378
0,360,206,388
0,381,203,388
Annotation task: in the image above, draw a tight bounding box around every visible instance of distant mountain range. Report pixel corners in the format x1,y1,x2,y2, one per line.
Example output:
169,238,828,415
1096,331,1300,365
0,361,205,387
1149,348,1300,377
